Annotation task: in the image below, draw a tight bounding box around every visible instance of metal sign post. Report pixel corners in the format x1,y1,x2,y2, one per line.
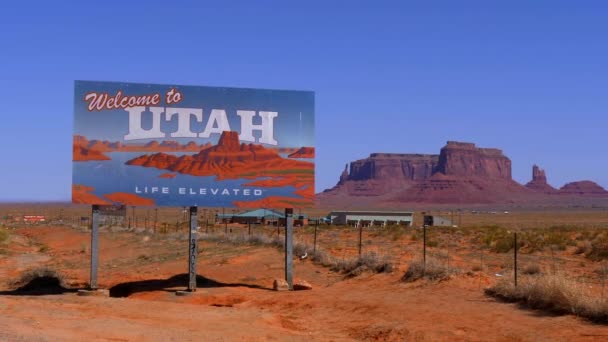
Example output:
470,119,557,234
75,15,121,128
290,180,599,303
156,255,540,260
285,208,294,290
90,205,100,290
188,206,198,292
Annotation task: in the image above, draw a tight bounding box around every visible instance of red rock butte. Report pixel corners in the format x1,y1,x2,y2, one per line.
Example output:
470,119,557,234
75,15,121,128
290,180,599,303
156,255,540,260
317,141,608,208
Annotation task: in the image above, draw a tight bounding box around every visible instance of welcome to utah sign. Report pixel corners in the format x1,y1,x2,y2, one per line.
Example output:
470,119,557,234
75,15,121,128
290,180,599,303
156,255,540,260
72,81,315,208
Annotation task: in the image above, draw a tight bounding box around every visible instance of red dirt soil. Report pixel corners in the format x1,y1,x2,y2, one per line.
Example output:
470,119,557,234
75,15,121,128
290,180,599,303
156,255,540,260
2,226,608,341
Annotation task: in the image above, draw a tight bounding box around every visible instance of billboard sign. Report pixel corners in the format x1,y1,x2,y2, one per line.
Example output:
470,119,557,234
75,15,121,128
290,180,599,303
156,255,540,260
73,81,315,208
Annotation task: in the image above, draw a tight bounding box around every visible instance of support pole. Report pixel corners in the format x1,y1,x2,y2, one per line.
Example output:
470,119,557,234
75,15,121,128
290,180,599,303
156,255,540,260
154,208,158,234
223,207,227,234
358,223,363,257
248,220,251,235
313,220,318,255
423,224,427,276
285,208,294,290
90,205,100,290
188,206,198,292
514,232,518,287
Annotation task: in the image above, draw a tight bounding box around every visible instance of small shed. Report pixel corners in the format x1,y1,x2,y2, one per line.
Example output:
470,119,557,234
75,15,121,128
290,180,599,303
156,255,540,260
423,215,452,227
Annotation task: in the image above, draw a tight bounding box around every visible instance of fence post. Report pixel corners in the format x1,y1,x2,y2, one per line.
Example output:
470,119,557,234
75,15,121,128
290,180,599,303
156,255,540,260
423,224,427,276
358,223,363,258
514,232,518,287
223,208,227,234
313,220,318,255
154,208,158,233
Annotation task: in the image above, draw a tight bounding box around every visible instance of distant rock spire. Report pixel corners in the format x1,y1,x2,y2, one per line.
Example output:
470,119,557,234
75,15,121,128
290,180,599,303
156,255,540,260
525,164,556,193
339,164,349,184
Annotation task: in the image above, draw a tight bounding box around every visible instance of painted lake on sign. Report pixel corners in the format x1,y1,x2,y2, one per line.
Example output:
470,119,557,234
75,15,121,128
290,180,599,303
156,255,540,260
73,152,299,207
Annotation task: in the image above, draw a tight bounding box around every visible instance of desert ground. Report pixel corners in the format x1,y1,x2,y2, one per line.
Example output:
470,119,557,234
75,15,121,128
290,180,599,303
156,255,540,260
1,205,608,341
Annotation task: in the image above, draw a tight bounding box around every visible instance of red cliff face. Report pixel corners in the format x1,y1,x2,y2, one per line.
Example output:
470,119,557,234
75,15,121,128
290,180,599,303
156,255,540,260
318,140,608,208
559,181,608,196
525,165,557,193
348,153,439,182
318,141,549,207
435,141,511,179
321,153,439,197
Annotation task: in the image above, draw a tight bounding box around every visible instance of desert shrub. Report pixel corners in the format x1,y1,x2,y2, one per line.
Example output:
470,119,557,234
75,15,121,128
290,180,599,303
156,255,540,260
38,244,49,253
486,273,608,322
492,237,514,253
11,267,68,294
402,257,459,282
0,228,9,244
574,241,592,255
543,231,571,251
587,234,608,261
522,264,542,275
387,226,405,241
426,240,439,248
331,251,393,276
479,225,513,253
199,232,393,276
595,263,608,280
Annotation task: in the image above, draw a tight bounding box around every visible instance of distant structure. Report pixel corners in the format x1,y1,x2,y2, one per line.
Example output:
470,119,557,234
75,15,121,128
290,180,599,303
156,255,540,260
423,215,452,227
219,208,308,226
327,211,414,227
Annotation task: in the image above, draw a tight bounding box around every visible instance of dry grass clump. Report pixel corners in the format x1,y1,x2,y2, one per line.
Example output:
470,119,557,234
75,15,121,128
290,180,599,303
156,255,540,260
485,273,608,323
11,267,69,294
0,227,9,244
522,264,542,275
477,225,583,254
402,257,459,282
478,225,513,253
198,233,393,276
586,234,608,261
574,241,592,255
331,252,394,277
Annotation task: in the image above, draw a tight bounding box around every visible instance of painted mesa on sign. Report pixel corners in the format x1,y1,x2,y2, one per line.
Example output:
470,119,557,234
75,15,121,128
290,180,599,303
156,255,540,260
73,82,315,208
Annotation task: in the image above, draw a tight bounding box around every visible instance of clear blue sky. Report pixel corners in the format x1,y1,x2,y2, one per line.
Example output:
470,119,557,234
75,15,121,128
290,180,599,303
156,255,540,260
1,1,607,201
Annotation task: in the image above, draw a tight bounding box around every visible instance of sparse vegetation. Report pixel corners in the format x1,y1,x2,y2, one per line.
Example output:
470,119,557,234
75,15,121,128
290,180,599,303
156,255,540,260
198,232,393,276
522,264,542,275
486,273,608,323
402,257,460,282
331,251,393,277
587,234,608,261
11,267,68,294
0,227,9,244
574,241,592,255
